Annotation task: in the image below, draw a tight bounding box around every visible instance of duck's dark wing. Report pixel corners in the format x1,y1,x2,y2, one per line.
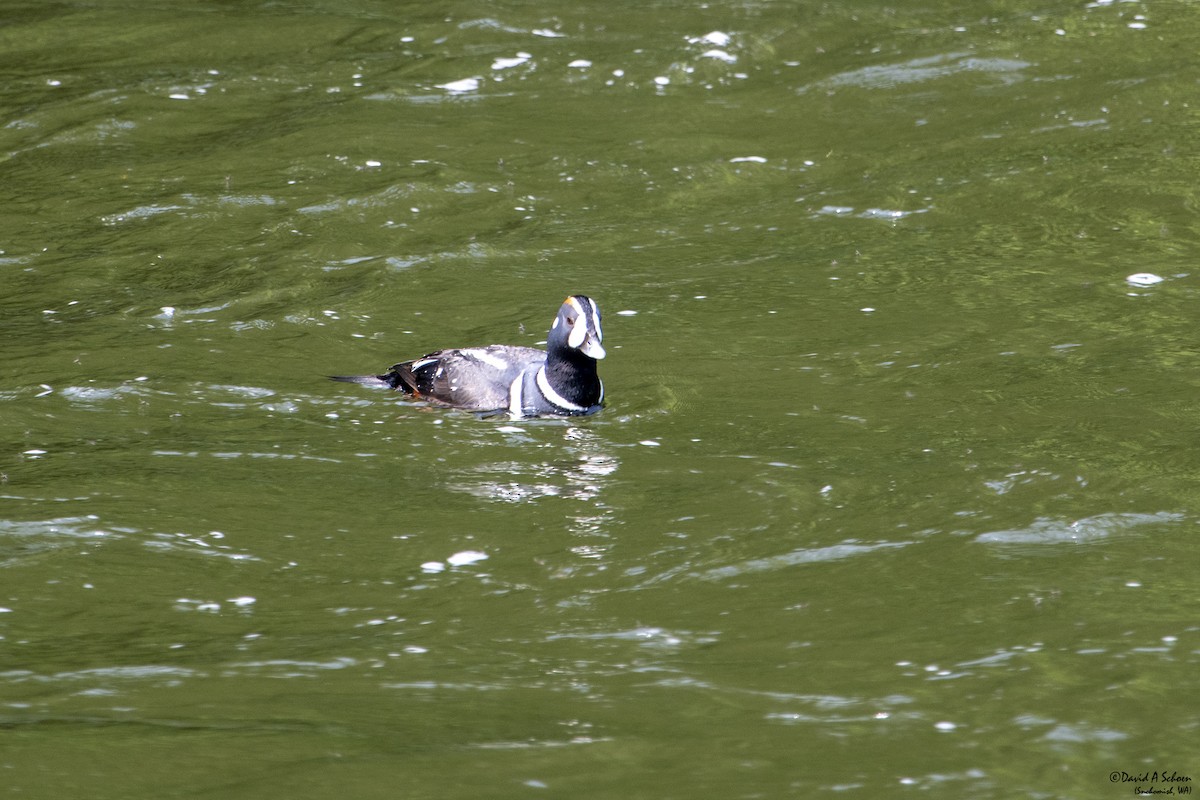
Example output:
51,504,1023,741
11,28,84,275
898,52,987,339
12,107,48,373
408,346,543,410
332,345,546,412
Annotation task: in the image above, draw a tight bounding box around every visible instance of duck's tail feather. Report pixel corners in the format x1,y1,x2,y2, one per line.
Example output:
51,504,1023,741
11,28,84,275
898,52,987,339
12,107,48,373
328,374,398,389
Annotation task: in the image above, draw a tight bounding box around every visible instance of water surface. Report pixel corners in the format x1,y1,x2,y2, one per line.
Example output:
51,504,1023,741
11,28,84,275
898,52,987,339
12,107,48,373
3,1,1199,797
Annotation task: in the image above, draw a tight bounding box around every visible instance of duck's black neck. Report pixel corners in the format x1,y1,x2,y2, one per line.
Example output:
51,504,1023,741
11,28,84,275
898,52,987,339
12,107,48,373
544,348,602,406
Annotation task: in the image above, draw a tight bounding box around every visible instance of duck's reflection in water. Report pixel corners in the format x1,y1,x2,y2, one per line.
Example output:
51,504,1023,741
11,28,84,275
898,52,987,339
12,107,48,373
448,424,619,506
447,426,618,547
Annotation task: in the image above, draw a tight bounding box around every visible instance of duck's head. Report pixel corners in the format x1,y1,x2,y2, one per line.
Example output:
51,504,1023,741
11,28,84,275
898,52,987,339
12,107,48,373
549,295,605,360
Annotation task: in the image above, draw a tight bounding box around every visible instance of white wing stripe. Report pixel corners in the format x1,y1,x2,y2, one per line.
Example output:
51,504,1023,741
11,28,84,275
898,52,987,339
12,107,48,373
508,375,525,416
462,348,511,371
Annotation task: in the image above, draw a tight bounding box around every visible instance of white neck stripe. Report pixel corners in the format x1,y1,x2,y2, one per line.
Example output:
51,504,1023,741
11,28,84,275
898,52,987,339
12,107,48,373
536,366,587,411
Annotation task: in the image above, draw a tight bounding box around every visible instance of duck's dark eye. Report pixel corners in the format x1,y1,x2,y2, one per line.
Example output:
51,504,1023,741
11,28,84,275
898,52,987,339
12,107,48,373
566,317,575,326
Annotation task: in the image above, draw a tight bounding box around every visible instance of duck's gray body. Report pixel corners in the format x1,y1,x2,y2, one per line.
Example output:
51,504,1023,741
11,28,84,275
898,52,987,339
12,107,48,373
332,296,605,418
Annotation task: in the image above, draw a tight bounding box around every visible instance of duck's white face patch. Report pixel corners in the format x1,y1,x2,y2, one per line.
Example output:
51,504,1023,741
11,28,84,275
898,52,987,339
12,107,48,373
567,312,588,349
564,296,590,349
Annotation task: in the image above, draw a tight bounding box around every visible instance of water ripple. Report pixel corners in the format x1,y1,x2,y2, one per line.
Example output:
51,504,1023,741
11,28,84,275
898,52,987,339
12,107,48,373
811,52,1031,91
975,511,1183,545
693,540,912,582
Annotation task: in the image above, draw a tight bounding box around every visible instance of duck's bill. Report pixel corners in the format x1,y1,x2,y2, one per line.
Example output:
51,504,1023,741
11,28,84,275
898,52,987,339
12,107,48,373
579,335,606,360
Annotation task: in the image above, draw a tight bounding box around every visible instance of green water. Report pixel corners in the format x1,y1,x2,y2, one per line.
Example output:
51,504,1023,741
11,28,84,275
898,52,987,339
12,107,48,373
3,1,1199,797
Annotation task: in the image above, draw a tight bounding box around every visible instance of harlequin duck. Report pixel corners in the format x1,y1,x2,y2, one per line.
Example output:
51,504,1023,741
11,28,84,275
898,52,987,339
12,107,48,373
331,295,605,417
